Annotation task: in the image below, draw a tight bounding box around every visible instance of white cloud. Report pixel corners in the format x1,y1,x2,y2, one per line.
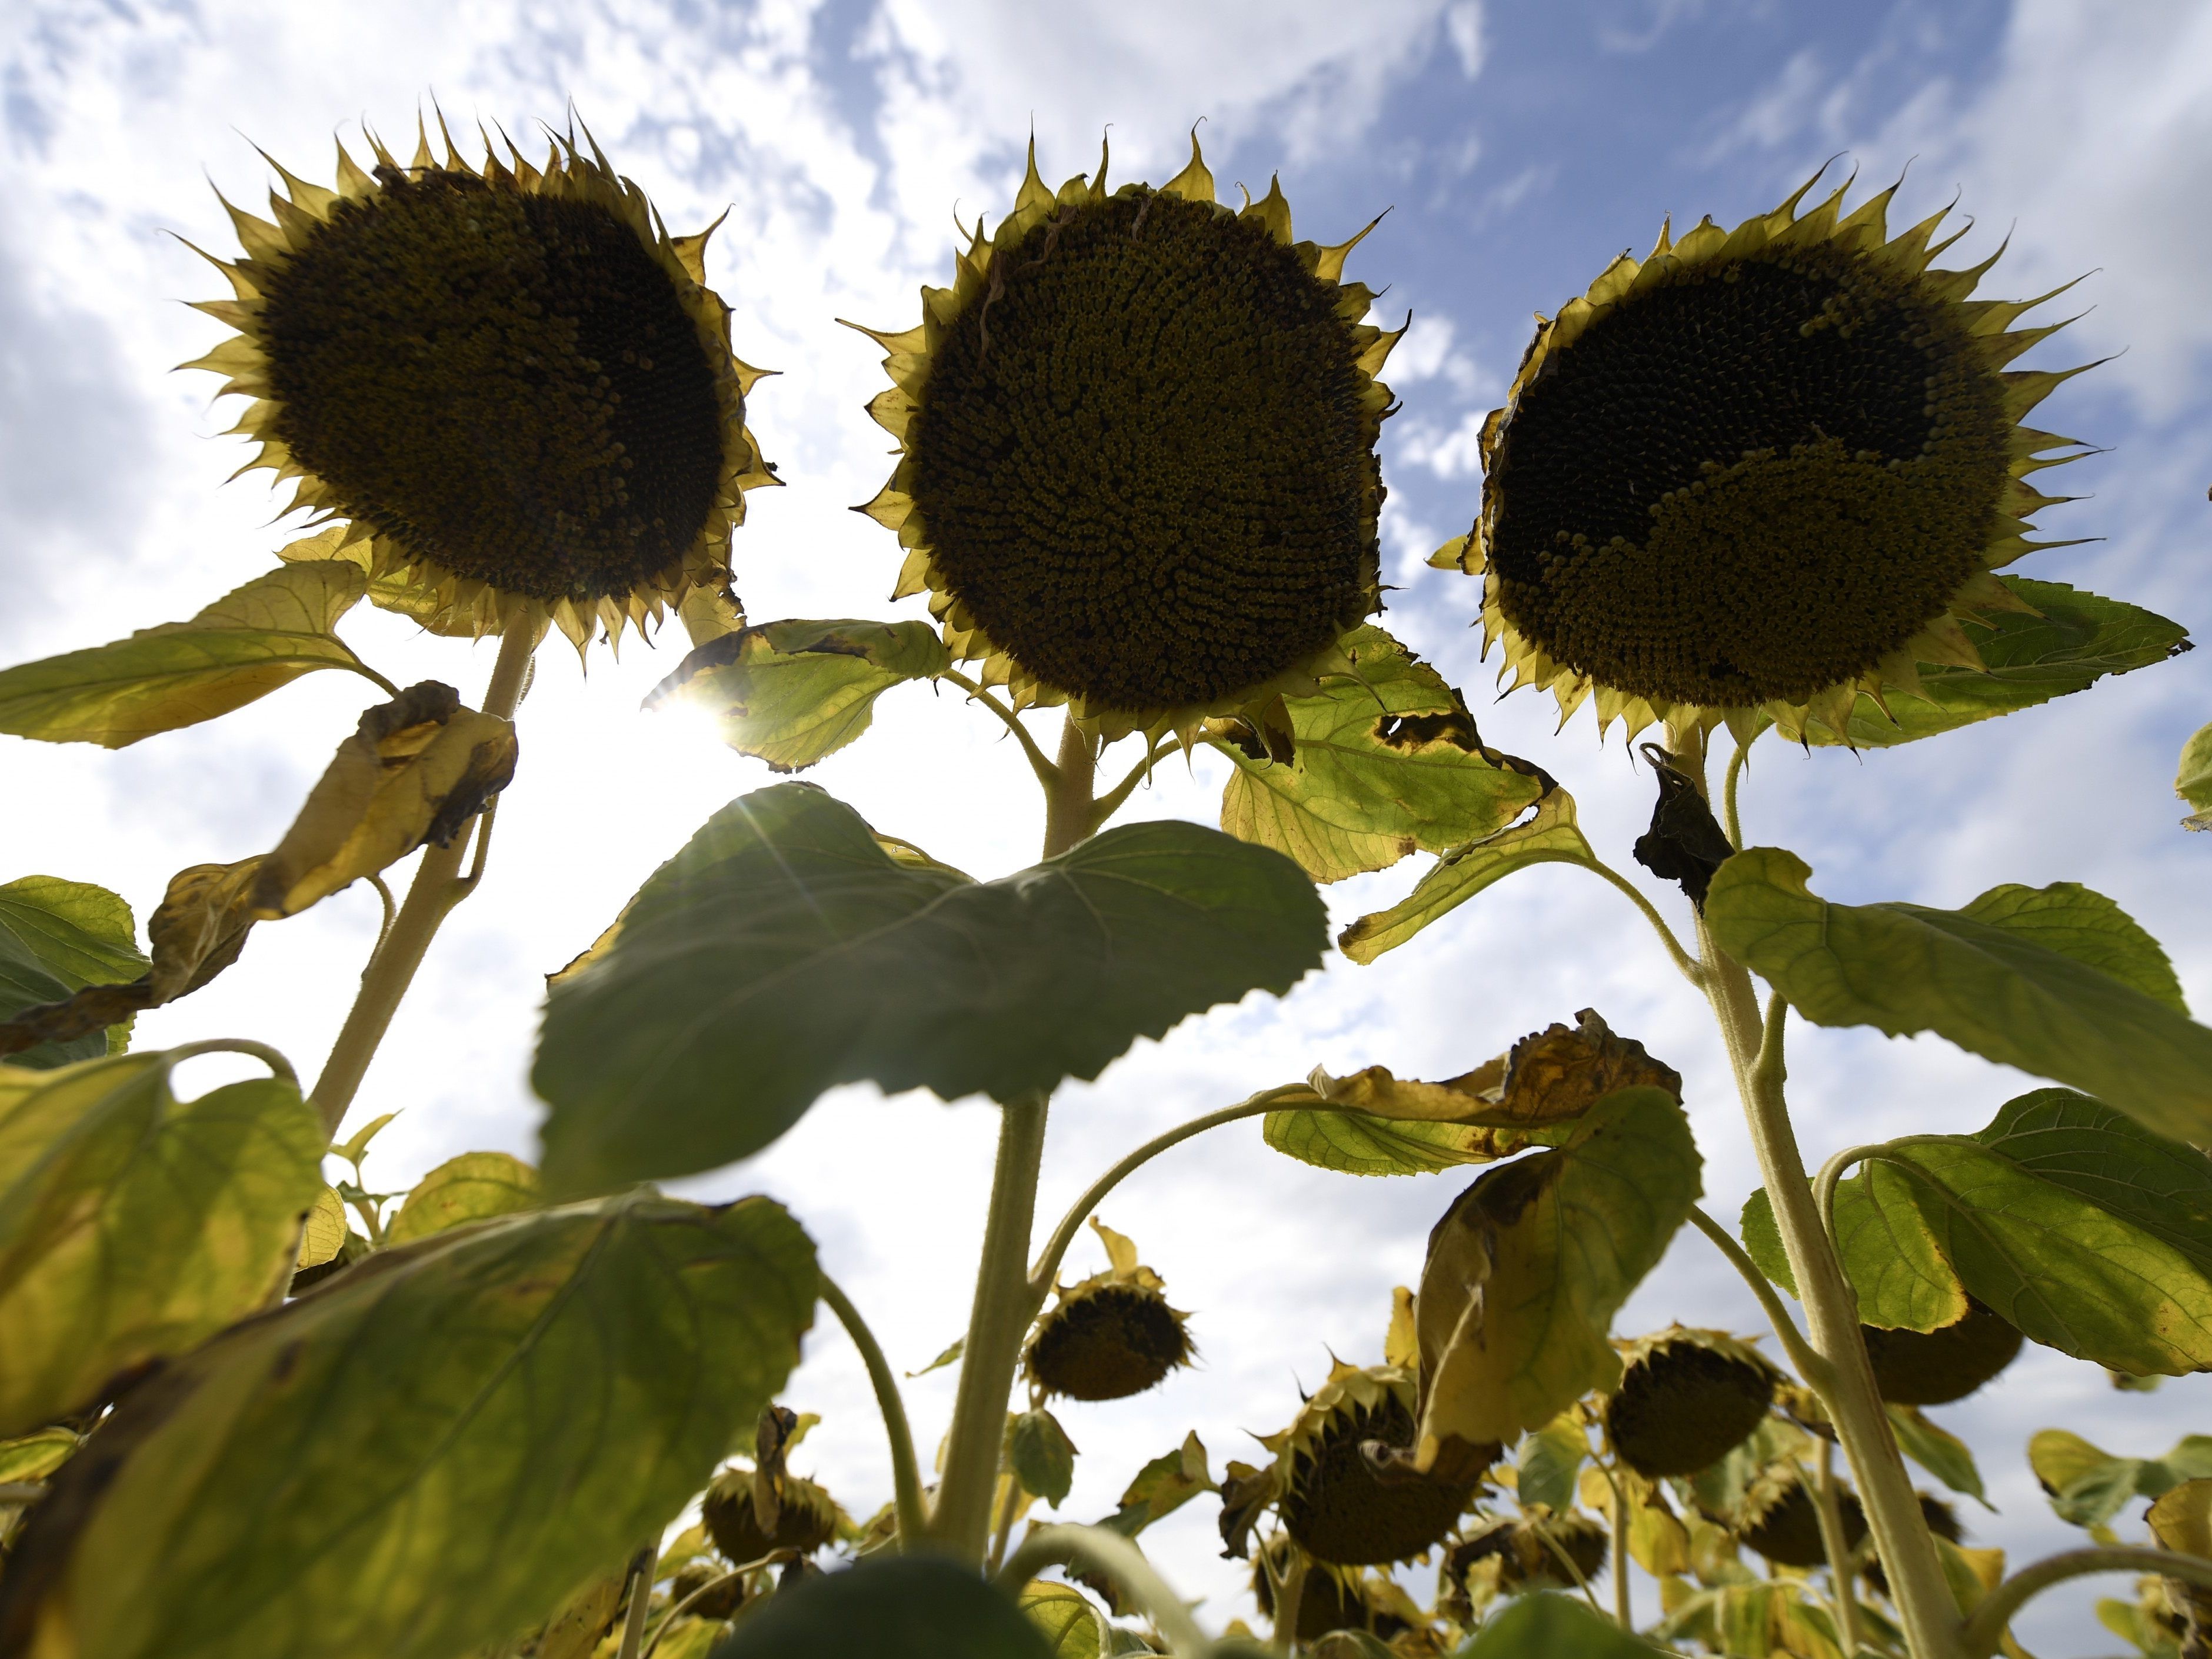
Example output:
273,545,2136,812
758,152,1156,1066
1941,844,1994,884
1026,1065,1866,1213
1395,407,1488,479
1445,1,1485,80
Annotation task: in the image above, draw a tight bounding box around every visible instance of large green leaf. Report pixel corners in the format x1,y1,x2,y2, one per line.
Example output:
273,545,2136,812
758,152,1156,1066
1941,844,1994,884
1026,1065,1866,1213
0,877,148,1068
1456,1591,1665,1656
0,1048,322,1437
1339,792,1594,964
1413,1088,1701,1451
1217,626,1546,883
1706,850,2212,1144
384,1151,540,1245
0,562,382,747
535,784,1326,1194
647,618,950,772
0,1191,817,1659
1827,1092,2212,1374
1793,580,2187,748
711,1555,1051,1659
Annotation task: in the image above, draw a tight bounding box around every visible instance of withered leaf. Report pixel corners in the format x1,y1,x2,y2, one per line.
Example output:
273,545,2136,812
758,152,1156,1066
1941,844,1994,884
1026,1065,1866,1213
1310,1010,1678,1130
253,682,517,918
1631,744,1734,910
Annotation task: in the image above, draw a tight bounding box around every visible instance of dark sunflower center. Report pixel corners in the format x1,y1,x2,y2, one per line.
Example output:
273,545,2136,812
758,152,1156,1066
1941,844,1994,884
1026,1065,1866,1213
258,166,725,603
1485,243,2013,706
906,190,1379,712
1027,1284,1186,1401
1861,1298,2023,1406
1283,1392,1471,1565
1605,1343,1774,1477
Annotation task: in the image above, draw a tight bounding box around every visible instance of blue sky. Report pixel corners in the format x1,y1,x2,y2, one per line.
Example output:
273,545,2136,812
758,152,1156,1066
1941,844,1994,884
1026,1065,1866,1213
2,1,2209,1649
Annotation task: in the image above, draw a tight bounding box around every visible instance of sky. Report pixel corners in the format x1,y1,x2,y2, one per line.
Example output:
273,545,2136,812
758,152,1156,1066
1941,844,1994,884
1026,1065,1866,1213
2,0,2210,1650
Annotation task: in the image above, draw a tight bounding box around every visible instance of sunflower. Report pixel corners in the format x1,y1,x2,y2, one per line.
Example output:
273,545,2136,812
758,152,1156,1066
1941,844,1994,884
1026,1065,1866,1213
183,116,775,652
1861,1297,2023,1405
1603,1326,1780,1478
1023,1218,1192,1401
850,134,1399,741
1437,168,2090,745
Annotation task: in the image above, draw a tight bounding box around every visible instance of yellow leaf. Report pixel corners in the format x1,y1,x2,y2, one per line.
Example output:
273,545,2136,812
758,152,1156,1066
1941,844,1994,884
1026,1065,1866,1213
295,1185,349,1270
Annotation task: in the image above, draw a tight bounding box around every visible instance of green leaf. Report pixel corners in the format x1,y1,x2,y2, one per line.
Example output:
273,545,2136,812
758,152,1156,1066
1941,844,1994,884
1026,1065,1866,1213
1339,792,1594,964
1738,1190,1795,1296
711,1555,1052,1659
0,562,380,747
1887,1406,1988,1507
385,1151,541,1245
1414,1088,1701,1450
1016,1581,1106,1659
1095,1431,1214,1537
1798,580,2190,748
1010,1408,1078,1508
1262,1107,1565,1176
1456,1591,1665,1655
1830,1092,2212,1374
536,784,1327,1194
1517,1414,1590,1513
647,618,950,773
332,1111,399,1169
1706,849,2212,1145
0,877,149,1068
0,1190,817,1659
0,1048,324,1437
2179,721,2212,829
0,1427,77,1484
907,1336,964,1378
1217,626,1547,883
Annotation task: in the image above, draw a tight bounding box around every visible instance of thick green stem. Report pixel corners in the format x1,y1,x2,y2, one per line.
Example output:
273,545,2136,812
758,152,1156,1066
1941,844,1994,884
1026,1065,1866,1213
997,1524,1210,1656
1699,934,1964,1659
1961,1547,2212,1658
930,1089,1051,1564
819,1274,926,1550
1041,717,1098,860
1813,1437,1867,1656
310,609,544,1135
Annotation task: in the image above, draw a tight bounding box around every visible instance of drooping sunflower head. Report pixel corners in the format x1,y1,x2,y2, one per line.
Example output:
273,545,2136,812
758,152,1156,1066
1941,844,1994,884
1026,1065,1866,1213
185,118,776,652
1861,1297,2024,1405
1437,168,2092,745
701,1465,842,1564
1603,1325,1780,1478
852,134,1398,741
1736,1464,1867,1569
1023,1217,1192,1401
1263,1360,1485,1566
1451,1511,1611,1597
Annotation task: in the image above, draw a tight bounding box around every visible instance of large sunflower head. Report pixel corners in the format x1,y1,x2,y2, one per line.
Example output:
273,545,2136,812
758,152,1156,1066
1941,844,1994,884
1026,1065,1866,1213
185,118,776,652
1603,1325,1780,1478
1437,168,2091,745
1022,1218,1192,1401
852,134,1399,741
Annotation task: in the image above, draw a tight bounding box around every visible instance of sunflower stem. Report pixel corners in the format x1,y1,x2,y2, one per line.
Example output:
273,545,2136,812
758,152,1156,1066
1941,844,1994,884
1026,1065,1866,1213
309,607,545,1137
1041,717,1099,859
997,1524,1211,1657
1697,925,1964,1659
1962,1548,2212,1659
1581,855,1702,984
1685,1205,1827,1388
1813,1437,1867,1656
614,1540,659,1659
1598,1461,1635,1630
819,1274,926,1551
942,669,1060,793
1722,729,1757,850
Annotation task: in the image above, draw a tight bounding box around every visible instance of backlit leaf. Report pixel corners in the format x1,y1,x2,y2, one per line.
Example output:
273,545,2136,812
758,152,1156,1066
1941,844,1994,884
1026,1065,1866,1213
1095,1431,1213,1537
1217,626,1546,882
0,561,381,747
1828,1092,2212,1374
1339,792,1594,964
1263,1104,1560,1176
1412,1088,1701,1455
2178,721,2212,830
1706,850,2212,1144
1016,1581,1105,1659
647,618,949,773
1010,1409,1078,1508
536,784,1325,1195
0,1048,322,1437
711,1554,1051,1659
0,877,147,1068
294,1185,348,1270
385,1151,540,1245
0,1191,816,1659
1793,581,2188,748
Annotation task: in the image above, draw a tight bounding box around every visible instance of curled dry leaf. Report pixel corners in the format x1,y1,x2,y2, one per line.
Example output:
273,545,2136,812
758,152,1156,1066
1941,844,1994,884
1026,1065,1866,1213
253,681,517,918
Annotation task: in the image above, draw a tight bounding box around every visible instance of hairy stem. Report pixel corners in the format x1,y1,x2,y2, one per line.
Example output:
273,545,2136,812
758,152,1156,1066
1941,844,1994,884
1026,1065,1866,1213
1041,717,1098,860
1030,1086,1313,1297
1961,1547,2212,1659
1813,1437,1867,1656
819,1274,925,1549
310,608,544,1135
997,1524,1211,1657
1699,931,1963,1659
1723,731,1755,850
1685,1205,1828,1388
929,1094,1051,1563
1815,1144,1889,1242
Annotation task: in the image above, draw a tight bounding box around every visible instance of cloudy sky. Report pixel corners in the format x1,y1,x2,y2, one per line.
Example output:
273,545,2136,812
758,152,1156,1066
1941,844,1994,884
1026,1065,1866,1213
4,0,2210,1648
